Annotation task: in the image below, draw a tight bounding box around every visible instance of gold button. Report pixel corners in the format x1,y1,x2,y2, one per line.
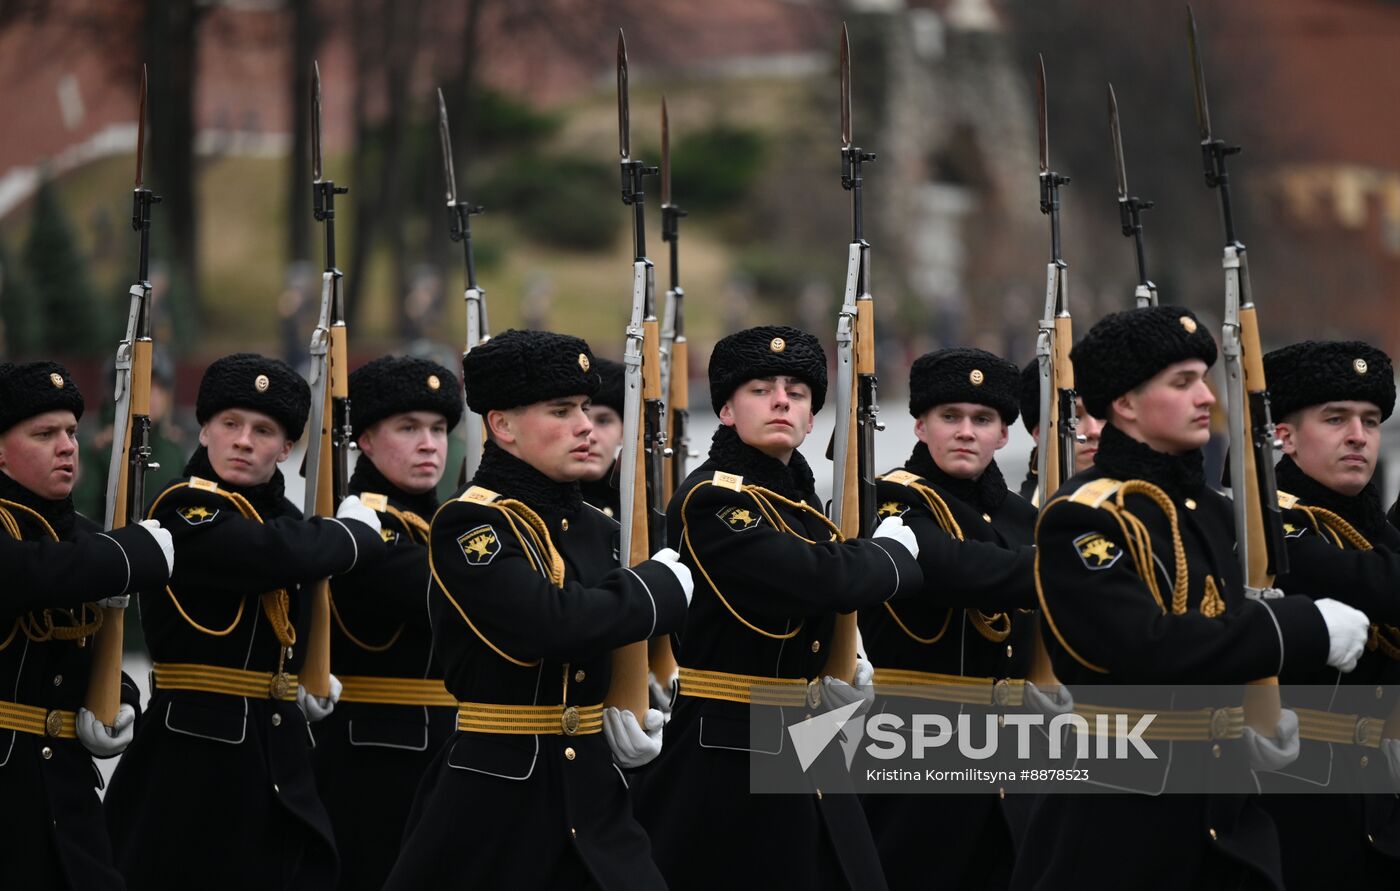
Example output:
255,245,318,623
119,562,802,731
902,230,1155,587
1184,498,1197,510
1369,833,1376,845
1006,645,1013,658
52,675,62,687
273,783,280,794
1361,755,1370,769
1180,315,1198,334
1212,744,1222,759
578,353,591,372
561,519,569,532
41,746,52,760
1208,827,1218,841
49,372,64,388
1355,358,1369,375
999,787,1006,799
815,789,823,800
769,337,786,353
564,747,576,761
574,670,586,683
570,828,578,839
427,374,441,390
811,640,821,654
271,713,282,727
969,369,985,386
255,373,270,392
982,513,991,523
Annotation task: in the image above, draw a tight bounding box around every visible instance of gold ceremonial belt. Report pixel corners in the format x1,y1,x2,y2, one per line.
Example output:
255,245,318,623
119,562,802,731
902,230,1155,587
677,667,822,709
152,662,298,702
456,701,604,736
1295,707,1386,748
873,668,1025,708
0,700,77,739
1071,702,1245,742
337,675,454,707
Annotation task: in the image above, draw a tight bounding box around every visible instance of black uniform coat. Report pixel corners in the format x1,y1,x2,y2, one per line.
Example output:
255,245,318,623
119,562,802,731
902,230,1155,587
859,447,1037,891
384,442,689,891
1257,455,1400,887
312,458,454,891
579,460,621,520
104,447,385,891
633,425,924,891
1012,425,1331,891
0,474,169,891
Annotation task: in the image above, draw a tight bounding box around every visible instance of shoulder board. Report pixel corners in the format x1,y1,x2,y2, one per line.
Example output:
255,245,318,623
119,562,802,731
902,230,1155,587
457,486,501,504
1277,490,1300,510
880,470,924,487
710,471,744,491
1067,478,1124,509
359,492,390,512
188,476,221,493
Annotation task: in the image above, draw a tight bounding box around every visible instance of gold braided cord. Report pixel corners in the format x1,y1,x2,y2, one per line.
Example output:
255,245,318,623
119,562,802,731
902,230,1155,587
496,499,566,587
0,499,103,646
1200,575,1226,618
680,481,802,640
1115,481,1189,615
383,505,431,543
1369,625,1400,659
1296,505,1373,552
746,485,843,543
329,504,427,653
0,505,20,539
427,499,542,668
969,610,1012,642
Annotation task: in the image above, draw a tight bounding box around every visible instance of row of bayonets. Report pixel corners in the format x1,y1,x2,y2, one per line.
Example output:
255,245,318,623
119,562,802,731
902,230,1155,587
88,7,1288,724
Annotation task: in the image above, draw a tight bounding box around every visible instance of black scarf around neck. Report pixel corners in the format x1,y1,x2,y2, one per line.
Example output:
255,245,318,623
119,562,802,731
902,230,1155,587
706,424,817,504
471,441,582,517
903,442,1008,513
349,455,440,520
1093,423,1205,500
0,469,77,540
182,445,289,518
1274,453,1386,542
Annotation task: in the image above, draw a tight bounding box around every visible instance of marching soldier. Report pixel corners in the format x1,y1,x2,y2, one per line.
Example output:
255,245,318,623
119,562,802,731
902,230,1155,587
0,361,174,891
1256,340,1400,885
385,329,693,891
578,356,624,518
1016,358,1104,502
634,325,924,891
860,348,1040,890
311,354,462,891
1013,306,1372,889
105,353,387,890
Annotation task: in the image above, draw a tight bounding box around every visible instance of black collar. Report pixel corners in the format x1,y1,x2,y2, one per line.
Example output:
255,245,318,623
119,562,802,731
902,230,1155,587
706,424,817,503
349,455,439,519
1093,423,1206,501
472,441,583,519
903,442,1008,512
1274,454,1386,541
182,446,291,518
0,470,76,540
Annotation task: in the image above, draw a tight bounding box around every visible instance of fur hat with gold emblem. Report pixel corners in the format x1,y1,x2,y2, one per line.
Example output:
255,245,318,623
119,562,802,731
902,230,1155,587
196,353,311,440
1071,305,1218,418
707,325,828,415
0,361,85,433
462,329,600,414
349,354,463,438
1264,340,1395,422
908,347,1020,424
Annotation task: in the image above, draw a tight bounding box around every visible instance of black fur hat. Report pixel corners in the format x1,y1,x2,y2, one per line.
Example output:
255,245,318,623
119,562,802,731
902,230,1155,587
1019,359,1040,433
0,361,84,433
349,355,463,439
196,353,311,440
591,357,626,416
708,325,828,415
462,329,599,414
907,348,1020,425
1071,306,1217,418
1264,340,1395,422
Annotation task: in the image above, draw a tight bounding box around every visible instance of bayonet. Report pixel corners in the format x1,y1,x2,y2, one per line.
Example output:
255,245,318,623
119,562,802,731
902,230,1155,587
840,25,852,150
437,89,458,207
617,31,631,163
1188,6,1213,143
659,96,689,500
1108,83,1156,305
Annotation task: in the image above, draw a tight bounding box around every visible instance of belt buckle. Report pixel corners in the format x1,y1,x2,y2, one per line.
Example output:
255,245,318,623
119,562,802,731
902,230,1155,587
44,709,64,738
269,672,293,701
1355,716,1372,747
806,679,823,710
992,678,1012,708
1209,707,1232,740
561,705,581,736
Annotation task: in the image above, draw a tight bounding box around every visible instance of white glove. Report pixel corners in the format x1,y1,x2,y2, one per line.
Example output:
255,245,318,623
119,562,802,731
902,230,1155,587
100,519,174,608
1242,707,1300,772
335,495,381,535
1315,598,1370,673
1023,681,1074,718
648,670,678,721
821,655,874,717
297,673,342,722
649,548,694,605
76,704,136,757
1382,738,1400,787
872,516,919,560
604,706,665,768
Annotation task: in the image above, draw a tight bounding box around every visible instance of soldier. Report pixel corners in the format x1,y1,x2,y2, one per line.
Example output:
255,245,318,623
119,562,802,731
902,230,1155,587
1255,340,1400,885
578,356,624,518
311,354,462,891
860,348,1041,890
105,353,387,890
0,360,173,891
385,329,693,891
1016,358,1104,502
1012,306,1372,889
634,325,924,891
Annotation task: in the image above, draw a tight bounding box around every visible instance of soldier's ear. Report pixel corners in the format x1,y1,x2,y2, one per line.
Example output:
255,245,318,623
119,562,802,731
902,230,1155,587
197,423,211,449
278,439,295,463
1275,421,1296,455
718,401,736,427
486,409,515,444
994,422,1009,451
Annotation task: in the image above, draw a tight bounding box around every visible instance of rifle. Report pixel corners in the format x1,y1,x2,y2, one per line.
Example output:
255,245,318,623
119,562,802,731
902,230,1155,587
436,89,489,486
1188,6,1287,732
610,29,667,718
89,67,161,724
826,23,880,684
1030,55,1071,691
1107,83,1158,309
301,61,350,699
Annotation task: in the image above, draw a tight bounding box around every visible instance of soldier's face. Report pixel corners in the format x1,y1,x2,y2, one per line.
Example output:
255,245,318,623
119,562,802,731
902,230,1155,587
581,404,623,482
916,403,1008,480
0,410,79,500
719,376,815,463
1111,359,1214,455
489,397,594,483
198,408,294,487
1276,401,1381,497
359,411,449,495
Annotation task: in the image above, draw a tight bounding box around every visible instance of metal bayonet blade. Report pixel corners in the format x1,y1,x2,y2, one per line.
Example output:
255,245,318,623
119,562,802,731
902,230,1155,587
840,23,852,149
1036,54,1049,174
617,29,630,161
311,60,324,183
437,88,458,206
135,65,147,188
661,96,671,206
1108,83,1128,200
1187,5,1213,141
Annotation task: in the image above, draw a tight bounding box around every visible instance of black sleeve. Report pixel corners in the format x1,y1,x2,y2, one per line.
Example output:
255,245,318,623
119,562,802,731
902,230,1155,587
1036,498,1329,684
894,500,1037,611
0,524,170,614
1277,523,1400,626
331,513,430,626
679,482,922,620
429,499,689,664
